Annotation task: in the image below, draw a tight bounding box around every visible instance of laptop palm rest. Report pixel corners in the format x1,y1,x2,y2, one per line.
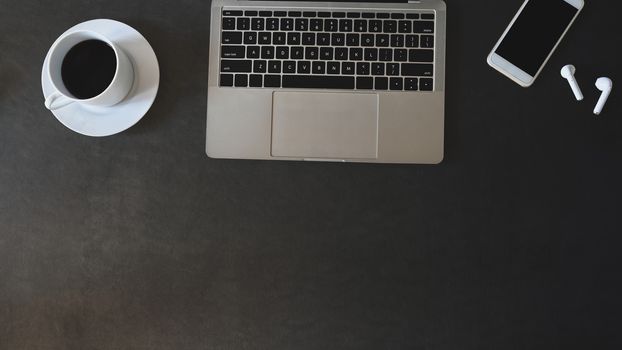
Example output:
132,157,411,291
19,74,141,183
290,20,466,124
271,92,379,160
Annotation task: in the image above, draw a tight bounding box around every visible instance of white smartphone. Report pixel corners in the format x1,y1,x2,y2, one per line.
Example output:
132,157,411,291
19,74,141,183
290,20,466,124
487,0,584,87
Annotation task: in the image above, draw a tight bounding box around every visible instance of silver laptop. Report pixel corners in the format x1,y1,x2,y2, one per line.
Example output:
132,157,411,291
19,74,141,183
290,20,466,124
207,0,446,164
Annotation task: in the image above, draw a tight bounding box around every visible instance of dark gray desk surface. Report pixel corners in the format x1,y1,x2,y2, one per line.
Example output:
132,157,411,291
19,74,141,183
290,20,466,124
1,0,621,349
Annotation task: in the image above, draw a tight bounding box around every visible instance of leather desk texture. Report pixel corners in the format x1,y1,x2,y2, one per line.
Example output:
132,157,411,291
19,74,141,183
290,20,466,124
1,0,621,349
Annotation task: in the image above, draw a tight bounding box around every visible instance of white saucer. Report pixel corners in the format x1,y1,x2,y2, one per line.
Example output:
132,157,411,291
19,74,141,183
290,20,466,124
41,19,160,137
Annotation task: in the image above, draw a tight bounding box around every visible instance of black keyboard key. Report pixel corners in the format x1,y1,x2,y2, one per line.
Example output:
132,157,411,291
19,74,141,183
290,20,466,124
332,12,345,18
350,48,363,61
391,13,405,19
357,77,373,89
327,62,340,74
398,20,412,33
253,60,266,73
295,18,308,31
356,62,370,75
325,19,338,32
220,74,233,86
372,63,384,75
320,47,333,60
317,33,330,45
390,34,404,47
405,77,418,90
376,13,390,19
297,61,311,73
264,75,281,87
272,32,287,45
223,10,242,16
413,21,434,33
302,33,315,45
361,34,374,47
261,46,275,59
287,32,301,45
289,11,302,17
342,62,355,75
221,60,252,73
303,11,316,18
376,34,389,47
251,18,264,30
331,33,345,46
406,35,419,48
221,45,245,58
421,13,435,20
406,13,420,19
281,18,294,31
249,74,262,87
243,32,257,44
379,48,392,61
268,60,281,73
369,20,382,32
409,49,433,62
259,11,272,17
310,19,323,31
245,11,258,16
258,32,271,44
237,18,250,30
291,46,304,59
276,46,289,59
274,11,287,17
354,20,367,32
362,13,375,19
375,77,388,90
339,19,353,32
246,46,260,58
273,32,286,44
282,75,354,89
387,63,400,76
421,35,434,48
305,47,319,60
383,20,397,33
222,31,242,44
312,61,325,74
394,49,407,62
283,61,296,73
390,77,403,90
335,48,348,60
346,33,359,46
318,12,331,18
222,18,236,30
235,74,248,87
420,78,433,91
364,48,377,61
401,63,434,76
266,18,279,30
347,12,361,18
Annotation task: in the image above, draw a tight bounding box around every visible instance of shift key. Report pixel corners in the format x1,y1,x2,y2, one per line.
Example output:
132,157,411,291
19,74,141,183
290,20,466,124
401,63,433,77
221,60,252,72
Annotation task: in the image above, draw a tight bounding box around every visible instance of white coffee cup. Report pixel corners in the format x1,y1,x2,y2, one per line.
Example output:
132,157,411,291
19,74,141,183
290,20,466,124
45,30,134,111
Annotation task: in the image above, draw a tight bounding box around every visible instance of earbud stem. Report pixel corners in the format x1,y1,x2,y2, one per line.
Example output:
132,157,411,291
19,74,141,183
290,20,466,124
594,89,611,115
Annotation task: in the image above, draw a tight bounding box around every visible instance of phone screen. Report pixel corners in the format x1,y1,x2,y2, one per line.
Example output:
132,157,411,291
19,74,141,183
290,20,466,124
495,0,579,76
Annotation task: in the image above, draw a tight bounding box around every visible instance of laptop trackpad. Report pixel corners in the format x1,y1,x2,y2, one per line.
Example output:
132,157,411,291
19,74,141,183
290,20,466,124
271,92,379,159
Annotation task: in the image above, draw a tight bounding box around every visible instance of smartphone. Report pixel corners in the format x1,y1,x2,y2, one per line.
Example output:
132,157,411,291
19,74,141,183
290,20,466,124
487,0,584,87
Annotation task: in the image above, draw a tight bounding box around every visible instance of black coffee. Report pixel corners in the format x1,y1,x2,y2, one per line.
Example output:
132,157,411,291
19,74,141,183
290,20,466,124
61,40,117,99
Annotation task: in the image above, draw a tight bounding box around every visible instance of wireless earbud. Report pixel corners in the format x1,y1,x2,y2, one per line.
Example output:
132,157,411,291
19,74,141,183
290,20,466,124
594,77,613,115
561,65,584,101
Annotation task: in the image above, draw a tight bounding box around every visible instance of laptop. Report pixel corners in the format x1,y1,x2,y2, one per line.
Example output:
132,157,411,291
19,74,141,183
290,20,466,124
207,0,446,164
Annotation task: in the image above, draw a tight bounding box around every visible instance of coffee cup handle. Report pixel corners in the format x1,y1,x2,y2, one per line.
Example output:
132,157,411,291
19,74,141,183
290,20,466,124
45,92,74,111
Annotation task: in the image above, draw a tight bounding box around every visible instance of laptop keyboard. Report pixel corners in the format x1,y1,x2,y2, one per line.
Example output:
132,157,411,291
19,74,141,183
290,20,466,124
219,9,436,91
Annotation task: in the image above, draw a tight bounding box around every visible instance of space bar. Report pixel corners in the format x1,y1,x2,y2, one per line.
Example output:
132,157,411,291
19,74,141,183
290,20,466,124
282,75,355,89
